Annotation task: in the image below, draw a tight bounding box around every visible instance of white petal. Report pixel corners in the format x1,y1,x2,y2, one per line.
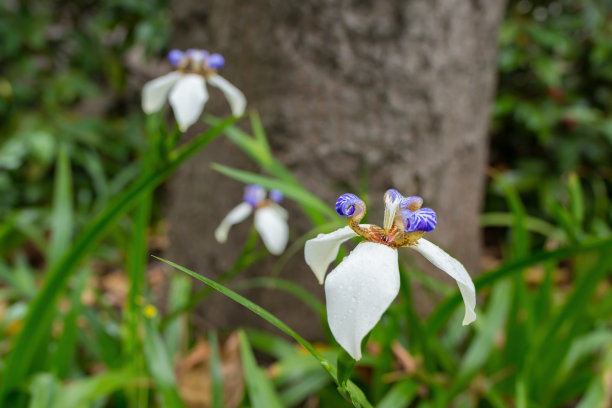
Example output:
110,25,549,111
325,242,399,360
254,205,289,255
214,202,253,243
304,226,359,284
141,71,181,114
410,238,477,325
168,74,209,131
207,74,246,117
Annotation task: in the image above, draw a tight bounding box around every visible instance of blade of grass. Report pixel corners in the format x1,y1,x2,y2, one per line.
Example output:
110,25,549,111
567,172,584,225
144,318,186,408
51,268,90,378
0,118,236,402
480,212,559,238
163,274,191,358
48,143,73,266
238,330,283,408
124,114,163,406
376,380,418,408
244,329,296,359
52,370,145,408
208,330,224,408
459,279,511,376
230,277,325,317
398,265,455,373
160,228,266,328
28,373,60,408
498,178,532,375
249,113,271,154
279,371,331,407
439,280,511,404
156,256,373,408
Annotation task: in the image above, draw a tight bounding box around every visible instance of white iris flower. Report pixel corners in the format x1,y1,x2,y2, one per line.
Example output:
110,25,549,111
304,189,476,360
141,49,246,132
215,185,289,255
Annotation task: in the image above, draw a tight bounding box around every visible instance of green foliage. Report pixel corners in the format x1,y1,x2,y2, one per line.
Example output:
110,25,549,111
492,0,612,223
0,0,170,256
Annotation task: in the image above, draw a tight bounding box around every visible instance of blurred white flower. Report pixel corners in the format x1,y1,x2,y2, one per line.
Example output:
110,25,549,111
215,185,288,255
142,49,246,131
304,189,476,360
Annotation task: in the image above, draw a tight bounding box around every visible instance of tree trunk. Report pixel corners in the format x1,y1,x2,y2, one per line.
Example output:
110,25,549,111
165,0,507,336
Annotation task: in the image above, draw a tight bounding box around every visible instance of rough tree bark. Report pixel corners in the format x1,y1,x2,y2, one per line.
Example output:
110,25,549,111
164,0,507,336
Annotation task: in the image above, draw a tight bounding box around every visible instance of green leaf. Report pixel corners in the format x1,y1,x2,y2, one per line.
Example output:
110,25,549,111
51,268,90,378
459,280,511,376
163,274,192,358
144,318,186,408
376,381,418,408
208,330,224,408
48,143,73,267
244,329,296,360
230,277,325,317
280,372,330,407
567,172,585,225
29,371,144,408
337,349,357,387
480,212,559,238
155,256,373,408
28,373,59,408
238,331,283,408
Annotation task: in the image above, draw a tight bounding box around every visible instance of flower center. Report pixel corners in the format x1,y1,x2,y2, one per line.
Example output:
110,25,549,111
357,224,425,248
335,190,433,248
168,49,225,77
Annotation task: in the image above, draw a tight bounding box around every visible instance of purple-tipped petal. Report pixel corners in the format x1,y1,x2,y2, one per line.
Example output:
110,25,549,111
244,184,266,207
207,53,225,69
168,49,185,66
403,207,437,232
335,194,365,217
269,189,284,203
400,196,424,212
187,49,208,62
384,189,403,203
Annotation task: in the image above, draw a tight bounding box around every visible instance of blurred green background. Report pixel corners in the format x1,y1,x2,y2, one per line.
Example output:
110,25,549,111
1,0,611,407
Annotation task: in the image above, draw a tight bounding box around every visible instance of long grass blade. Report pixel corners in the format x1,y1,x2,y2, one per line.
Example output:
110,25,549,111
48,143,73,266
144,318,187,408
208,330,224,408
238,331,283,408
155,256,373,408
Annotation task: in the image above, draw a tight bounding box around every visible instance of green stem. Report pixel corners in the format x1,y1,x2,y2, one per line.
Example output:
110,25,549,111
123,114,160,407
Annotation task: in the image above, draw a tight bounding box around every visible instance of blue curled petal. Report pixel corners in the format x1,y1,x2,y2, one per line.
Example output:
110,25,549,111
243,184,266,207
167,49,185,66
384,189,403,203
335,193,364,217
207,53,225,69
269,189,284,204
400,196,423,211
403,207,437,232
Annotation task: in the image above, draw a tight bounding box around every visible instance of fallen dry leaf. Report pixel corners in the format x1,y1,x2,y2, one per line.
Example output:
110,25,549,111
176,331,244,408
